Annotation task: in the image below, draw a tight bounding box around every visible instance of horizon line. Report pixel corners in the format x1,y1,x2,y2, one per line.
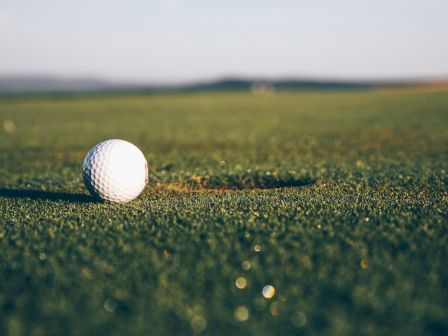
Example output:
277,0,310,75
1,73,448,87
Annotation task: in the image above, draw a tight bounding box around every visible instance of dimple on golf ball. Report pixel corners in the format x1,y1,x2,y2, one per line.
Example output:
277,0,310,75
82,139,148,203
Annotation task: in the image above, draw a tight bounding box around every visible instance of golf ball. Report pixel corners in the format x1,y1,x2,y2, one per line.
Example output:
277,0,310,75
82,139,148,203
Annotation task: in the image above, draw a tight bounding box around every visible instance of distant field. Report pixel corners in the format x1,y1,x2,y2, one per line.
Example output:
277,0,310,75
0,89,447,335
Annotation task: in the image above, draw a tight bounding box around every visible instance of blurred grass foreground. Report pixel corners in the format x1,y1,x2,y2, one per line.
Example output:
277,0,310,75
0,87,447,335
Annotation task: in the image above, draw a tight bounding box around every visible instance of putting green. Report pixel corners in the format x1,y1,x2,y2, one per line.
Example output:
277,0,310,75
1,88,447,335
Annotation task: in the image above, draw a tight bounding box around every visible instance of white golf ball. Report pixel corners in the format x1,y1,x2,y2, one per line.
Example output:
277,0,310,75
82,139,148,203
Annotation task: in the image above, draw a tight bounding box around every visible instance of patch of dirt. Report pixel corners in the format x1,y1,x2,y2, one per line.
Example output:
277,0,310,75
151,175,316,193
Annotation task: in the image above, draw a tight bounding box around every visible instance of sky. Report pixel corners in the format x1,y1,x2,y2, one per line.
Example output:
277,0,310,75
1,0,447,83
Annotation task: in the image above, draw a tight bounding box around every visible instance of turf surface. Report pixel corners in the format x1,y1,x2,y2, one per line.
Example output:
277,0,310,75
0,88,447,335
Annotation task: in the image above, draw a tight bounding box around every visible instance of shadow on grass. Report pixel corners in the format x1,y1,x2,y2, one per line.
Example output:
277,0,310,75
0,188,95,203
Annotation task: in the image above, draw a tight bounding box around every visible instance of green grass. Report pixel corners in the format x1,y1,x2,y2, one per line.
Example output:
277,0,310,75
0,89,447,335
